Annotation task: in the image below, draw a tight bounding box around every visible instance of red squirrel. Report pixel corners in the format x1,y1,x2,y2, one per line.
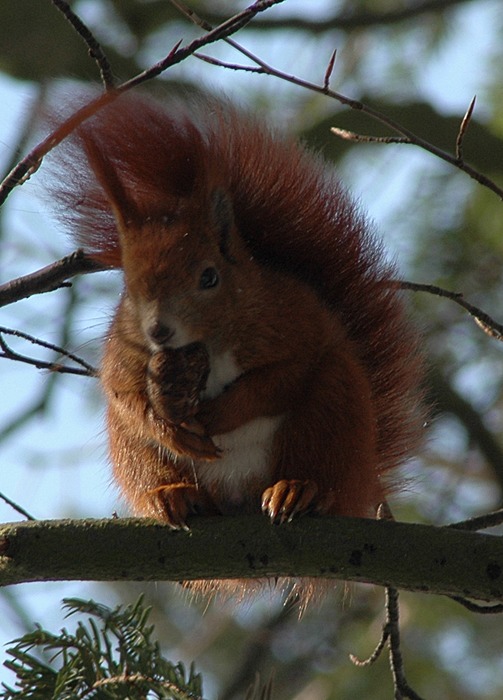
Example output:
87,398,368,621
50,91,423,538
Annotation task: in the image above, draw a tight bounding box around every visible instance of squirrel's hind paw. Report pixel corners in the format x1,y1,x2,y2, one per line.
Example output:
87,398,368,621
143,483,217,530
261,479,319,524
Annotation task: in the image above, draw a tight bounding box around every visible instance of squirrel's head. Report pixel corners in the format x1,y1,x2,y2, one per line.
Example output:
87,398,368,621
118,188,249,351
77,96,252,351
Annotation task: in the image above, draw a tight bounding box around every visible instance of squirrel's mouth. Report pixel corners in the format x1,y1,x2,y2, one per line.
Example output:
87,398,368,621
140,309,196,351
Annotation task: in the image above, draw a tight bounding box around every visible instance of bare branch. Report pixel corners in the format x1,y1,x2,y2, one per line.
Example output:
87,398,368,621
330,127,409,145
350,500,420,699
173,0,503,199
398,280,503,340
194,56,503,198
121,0,285,92
350,624,389,667
169,0,275,70
1,284,95,440
0,492,36,521
448,596,503,614
0,250,107,308
50,0,115,89
330,99,502,197
0,0,286,207
349,503,424,696
0,87,47,186
386,586,426,700
193,52,262,73
448,508,503,531
0,326,97,376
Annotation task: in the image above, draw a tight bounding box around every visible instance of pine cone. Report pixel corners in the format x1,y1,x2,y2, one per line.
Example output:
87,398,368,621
147,342,210,425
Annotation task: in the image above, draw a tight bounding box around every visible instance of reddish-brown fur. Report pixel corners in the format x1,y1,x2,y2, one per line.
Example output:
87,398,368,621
49,92,423,594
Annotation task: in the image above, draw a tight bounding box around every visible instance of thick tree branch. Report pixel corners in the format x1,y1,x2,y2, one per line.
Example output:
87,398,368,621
1,516,503,603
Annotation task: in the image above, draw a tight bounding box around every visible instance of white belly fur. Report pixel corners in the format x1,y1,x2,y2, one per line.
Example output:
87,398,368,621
194,348,282,502
201,348,241,400
195,414,284,503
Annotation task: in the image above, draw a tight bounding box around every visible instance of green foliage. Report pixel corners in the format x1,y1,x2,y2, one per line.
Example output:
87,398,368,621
0,597,203,700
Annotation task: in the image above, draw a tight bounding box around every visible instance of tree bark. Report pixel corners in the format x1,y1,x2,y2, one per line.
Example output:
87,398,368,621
1,515,502,602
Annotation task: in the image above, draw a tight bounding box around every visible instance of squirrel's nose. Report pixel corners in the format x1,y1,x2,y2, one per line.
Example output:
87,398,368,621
147,321,174,346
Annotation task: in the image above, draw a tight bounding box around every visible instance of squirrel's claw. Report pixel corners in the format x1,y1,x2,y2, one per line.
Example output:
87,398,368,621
144,483,217,530
261,479,319,524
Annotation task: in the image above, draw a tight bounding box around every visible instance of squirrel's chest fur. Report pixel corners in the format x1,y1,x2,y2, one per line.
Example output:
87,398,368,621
195,349,283,508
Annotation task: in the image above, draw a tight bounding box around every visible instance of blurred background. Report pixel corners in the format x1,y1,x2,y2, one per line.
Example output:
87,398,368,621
1,0,503,697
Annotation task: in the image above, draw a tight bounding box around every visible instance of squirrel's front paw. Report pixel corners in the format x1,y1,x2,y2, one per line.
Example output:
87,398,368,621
261,479,318,524
143,483,218,530
196,395,237,435
170,422,222,461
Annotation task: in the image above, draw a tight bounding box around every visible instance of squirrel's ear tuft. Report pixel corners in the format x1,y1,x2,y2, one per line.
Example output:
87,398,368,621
46,92,214,264
82,132,139,233
211,189,237,264
76,94,207,224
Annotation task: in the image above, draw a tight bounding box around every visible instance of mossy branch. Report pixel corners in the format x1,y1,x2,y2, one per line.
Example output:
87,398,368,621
1,515,502,602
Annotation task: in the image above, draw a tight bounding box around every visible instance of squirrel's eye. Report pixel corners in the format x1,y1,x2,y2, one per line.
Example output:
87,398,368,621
199,267,220,289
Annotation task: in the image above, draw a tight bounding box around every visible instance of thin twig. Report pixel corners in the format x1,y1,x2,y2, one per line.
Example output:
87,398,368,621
0,326,97,376
120,0,285,92
350,501,393,667
397,280,503,341
350,625,389,667
1,285,95,442
330,127,410,145
0,0,286,208
170,0,503,198
448,596,503,614
455,95,476,162
0,492,36,521
0,90,115,206
350,502,424,698
50,0,115,89
370,505,424,698
0,87,47,185
448,508,503,531
169,0,270,70
193,52,262,73
386,586,426,700
186,45,503,199
351,588,425,697
0,250,108,308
